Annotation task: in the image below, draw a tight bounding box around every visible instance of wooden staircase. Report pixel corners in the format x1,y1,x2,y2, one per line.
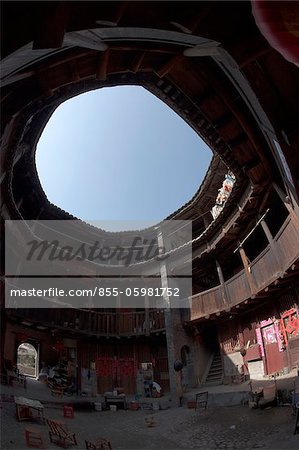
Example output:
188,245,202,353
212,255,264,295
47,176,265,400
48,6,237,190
204,352,223,386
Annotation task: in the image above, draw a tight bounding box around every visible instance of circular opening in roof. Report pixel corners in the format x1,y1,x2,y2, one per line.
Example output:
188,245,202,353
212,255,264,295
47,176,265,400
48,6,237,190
36,86,212,231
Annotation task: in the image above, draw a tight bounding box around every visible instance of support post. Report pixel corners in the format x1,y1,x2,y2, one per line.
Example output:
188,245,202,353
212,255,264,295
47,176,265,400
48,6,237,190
260,217,281,271
238,246,256,296
273,183,299,227
215,259,230,307
158,231,180,407
144,294,150,336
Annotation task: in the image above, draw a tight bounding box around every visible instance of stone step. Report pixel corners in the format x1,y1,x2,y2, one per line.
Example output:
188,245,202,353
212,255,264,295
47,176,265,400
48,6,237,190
206,374,222,381
204,380,223,386
204,353,223,386
208,369,223,376
212,359,221,365
210,361,222,367
210,362,222,369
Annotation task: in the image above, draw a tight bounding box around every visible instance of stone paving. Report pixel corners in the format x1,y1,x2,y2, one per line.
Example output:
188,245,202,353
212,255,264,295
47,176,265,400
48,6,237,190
1,375,299,450
1,399,299,450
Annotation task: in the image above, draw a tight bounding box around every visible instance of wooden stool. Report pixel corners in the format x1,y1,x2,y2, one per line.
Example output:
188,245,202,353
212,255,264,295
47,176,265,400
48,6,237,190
25,427,47,448
63,405,74,418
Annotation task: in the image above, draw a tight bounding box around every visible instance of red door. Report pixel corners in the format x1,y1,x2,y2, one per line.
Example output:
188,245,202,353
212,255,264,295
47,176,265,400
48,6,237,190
262,325,285,375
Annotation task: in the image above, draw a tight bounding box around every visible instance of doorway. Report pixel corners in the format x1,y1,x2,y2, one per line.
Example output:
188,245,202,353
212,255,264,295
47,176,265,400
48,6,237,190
202,325,220,353
17,343,38,378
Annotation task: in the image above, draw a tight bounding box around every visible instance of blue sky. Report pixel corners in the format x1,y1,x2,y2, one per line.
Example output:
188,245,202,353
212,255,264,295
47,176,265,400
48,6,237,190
36,86,212,229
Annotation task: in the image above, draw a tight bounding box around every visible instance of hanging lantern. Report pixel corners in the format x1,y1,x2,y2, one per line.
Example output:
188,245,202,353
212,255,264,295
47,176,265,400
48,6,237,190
252,1,299,67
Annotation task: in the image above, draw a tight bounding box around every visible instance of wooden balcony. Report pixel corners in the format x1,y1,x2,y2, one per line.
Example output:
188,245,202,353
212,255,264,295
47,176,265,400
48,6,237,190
190,214,299,321
7,215,299,333
9,308,165,337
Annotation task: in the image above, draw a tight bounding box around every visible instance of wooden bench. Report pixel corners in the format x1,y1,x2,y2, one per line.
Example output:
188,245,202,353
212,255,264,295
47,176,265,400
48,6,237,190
46,419,77,448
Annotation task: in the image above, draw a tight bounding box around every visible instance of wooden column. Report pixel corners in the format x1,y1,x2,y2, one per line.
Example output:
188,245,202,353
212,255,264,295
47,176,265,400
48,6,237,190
96,49,110,81
238,246,256,296
33,2,70,49
215,259,230,308
273,183,299,227
144,294,150,336
158,231,180,407
260,217,281,271
116,293,121,336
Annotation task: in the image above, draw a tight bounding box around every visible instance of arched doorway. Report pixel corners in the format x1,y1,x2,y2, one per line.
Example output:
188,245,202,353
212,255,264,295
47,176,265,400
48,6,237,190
17,343,38,378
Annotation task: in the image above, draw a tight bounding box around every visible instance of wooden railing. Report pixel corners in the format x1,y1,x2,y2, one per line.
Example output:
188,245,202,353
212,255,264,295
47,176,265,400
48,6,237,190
9,308,165,336
8,215,299,332
191,214,299,321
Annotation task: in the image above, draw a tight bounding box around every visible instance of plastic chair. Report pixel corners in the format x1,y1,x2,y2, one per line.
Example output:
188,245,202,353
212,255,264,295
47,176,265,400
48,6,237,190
63,405,74,418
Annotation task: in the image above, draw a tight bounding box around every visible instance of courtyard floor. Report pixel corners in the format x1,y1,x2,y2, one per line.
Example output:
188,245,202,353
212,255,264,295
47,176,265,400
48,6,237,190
1,374,299,450
1,396,299,450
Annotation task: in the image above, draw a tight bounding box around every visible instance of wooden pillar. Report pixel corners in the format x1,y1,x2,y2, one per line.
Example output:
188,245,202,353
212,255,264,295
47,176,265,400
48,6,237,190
158,231,180,407
116,293,121,336
144,294,150,336
215,259,230,307
33,2,70,49
96,49,110,81
273,183,299,227
88,310,92,334
0,307,6,372
260,217,281,271
238,246,256,296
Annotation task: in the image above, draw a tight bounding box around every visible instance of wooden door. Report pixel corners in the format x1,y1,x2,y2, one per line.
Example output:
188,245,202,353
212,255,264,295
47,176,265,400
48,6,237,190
262,325,285,374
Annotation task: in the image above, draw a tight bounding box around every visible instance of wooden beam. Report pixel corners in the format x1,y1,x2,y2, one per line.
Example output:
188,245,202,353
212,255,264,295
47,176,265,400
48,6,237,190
113,1,129,24
1,71,34,88
192,89,214,107
156,54,184,78
131,52,146,73
228,35,271,69
195,64,272,179
35,69,53,97
214,113,233,129
68,60,80,82
96,49,110,81
172,3,213,35
227,134,248,149
33,2,70,49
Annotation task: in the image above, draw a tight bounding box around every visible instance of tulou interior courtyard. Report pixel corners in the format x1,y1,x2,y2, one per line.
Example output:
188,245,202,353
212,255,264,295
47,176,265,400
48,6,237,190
1,1,299,449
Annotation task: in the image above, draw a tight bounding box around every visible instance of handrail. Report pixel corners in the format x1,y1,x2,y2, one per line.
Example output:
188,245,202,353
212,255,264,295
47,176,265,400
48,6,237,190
8,308,165,337
7,214,299,333
190,214,299,321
